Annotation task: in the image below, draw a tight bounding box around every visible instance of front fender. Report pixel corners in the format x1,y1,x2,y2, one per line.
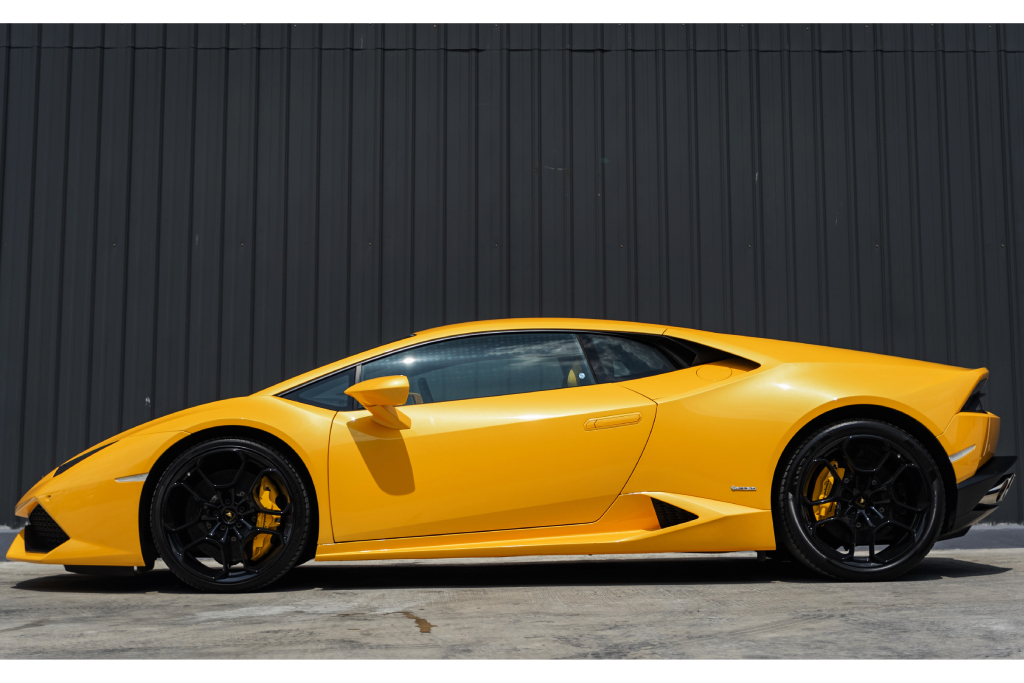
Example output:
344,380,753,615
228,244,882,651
8,431,188,566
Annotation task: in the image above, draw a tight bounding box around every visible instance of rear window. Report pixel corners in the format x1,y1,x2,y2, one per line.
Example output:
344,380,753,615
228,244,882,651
577,333,679,383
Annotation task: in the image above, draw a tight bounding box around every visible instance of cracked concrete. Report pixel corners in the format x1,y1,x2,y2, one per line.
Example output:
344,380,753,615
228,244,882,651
1,548,1021,658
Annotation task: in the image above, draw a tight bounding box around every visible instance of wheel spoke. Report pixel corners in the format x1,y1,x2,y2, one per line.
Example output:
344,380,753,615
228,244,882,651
867,522,878,563
812,517,856,560
840,438,860,474
193,454,221,491
802,494,840,507
165,510,203,534
179,533,217,557
874,463,909,493
891,498,926,513
171,481,208,505
226,449,249,488
812,459,847,489
877,519,918,542
215,541,232,580
238,544,259,574
158,441,298,586
868,505,888,522
860,444,892,475
242,527,283,544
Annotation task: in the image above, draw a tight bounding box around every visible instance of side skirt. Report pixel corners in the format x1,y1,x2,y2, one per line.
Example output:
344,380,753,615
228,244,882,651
315,492,775,562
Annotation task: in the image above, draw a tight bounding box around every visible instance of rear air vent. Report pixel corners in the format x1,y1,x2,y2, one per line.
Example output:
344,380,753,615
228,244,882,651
24,505,70,553
651,498,699,528
961,379,988,413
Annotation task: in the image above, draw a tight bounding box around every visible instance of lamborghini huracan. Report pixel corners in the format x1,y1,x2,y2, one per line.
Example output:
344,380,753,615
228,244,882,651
7,318,1017,591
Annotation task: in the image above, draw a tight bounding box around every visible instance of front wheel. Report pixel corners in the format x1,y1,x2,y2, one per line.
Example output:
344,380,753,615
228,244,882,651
151,437,310,592
776,419,945,581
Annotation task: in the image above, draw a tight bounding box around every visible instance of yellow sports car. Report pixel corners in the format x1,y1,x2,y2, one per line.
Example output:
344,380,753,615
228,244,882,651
7,318,1017,591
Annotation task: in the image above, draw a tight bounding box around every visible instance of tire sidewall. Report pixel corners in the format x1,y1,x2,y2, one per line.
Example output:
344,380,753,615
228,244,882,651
779,419,945,581
150,437,310,592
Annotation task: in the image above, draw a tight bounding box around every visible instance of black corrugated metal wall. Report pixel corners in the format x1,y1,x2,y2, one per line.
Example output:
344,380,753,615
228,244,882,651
1,23,1022,527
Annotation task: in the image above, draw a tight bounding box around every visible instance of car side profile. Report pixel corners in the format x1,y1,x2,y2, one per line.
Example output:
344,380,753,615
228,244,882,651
6,318,1017,591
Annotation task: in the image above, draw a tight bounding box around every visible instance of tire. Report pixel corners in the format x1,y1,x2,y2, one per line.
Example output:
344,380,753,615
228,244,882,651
775,419,945,581
151,437,310,592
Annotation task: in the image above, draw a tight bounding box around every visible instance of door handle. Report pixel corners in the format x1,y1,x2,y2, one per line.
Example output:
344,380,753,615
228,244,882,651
584,412,643,431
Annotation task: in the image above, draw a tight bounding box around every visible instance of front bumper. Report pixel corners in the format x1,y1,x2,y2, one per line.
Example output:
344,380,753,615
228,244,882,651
938,455,1017,541
5,431,187,566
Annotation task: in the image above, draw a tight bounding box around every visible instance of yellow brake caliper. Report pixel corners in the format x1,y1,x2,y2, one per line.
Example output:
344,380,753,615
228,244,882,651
250,476,285,562
810,462,846,521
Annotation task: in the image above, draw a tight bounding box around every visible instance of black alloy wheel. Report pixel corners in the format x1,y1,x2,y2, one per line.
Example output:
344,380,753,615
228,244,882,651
776,419,945,581
151,437,310,592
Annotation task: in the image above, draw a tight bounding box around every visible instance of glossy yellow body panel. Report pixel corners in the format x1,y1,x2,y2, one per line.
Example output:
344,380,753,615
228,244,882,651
621,355,985,511
6,317,993,568
316,492,775,561
7,396,337,567
939,412,1000,482
328,384,657,541
7,432,188,565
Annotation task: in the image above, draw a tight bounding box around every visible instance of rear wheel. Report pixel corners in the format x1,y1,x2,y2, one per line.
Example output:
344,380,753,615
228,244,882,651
776,419,944,581
151,437,310,592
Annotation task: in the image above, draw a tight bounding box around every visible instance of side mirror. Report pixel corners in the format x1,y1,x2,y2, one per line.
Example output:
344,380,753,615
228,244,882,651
345,375,412,430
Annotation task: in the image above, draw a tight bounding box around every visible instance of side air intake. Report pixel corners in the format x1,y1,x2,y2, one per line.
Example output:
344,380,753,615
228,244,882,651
651,498,699,528
24,505,70,553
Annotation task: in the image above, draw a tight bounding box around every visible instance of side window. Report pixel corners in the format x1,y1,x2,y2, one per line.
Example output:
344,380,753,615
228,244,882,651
577,333,678,383
359,333,595,404
281,368,357,412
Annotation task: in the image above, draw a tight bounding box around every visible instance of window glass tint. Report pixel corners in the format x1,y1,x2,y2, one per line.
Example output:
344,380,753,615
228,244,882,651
577,333,678,383
281,368,356,411
359,333,595,404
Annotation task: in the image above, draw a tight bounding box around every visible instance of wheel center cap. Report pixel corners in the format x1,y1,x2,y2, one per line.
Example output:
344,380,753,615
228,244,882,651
222,509,236,523
855,496,867,508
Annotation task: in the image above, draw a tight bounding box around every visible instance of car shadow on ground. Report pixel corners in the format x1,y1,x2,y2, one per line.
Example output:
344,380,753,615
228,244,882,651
10,553,1013,594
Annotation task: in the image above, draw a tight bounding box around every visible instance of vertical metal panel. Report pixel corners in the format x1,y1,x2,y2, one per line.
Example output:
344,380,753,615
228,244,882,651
22,36,70,487
184,39,225,410
251,43,289,390
316,48,353,364
380,48,415,343
346,48,383,354
444,49,478,324
0,34,41,513
53,42,102,471
219,42,258,395
1,24,1023,526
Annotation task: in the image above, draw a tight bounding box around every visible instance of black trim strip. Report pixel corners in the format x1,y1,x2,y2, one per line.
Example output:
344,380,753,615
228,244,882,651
954,455,1016,519
53,442,113,477
960,378,988,413
940,455,1018,539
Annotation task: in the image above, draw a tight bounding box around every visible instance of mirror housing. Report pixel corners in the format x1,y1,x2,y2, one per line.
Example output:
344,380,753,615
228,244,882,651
345,375,412,430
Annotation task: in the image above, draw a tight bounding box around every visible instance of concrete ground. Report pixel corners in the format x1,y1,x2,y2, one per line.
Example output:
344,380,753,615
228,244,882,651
1,525,1022,658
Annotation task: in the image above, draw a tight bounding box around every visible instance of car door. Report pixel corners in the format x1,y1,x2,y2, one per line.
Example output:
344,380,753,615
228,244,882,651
326,332,658,542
